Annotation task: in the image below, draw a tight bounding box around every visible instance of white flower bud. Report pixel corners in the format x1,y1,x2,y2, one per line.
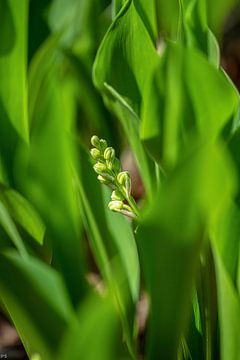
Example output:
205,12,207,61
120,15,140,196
104,147,115,161
111,190,124,201
108,200,124,211
93,162,107,174
90,148,101,160
117,171,131,196
91,135,100,148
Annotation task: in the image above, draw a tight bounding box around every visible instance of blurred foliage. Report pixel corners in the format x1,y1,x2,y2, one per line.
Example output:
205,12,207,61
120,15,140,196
0,0,240,359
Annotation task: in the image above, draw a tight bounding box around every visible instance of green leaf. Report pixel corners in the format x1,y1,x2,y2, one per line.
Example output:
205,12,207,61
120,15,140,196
16,67,87,307
141,43,238,169
28,33,61,125
93,0,158,115
208,0,238,36
185,48,239,136
0,0,29,142
212,246,240,360
211,201,240,283
137,140,236,359
140,42,185,168
0,183,45,245
0,250,76,360
0,201,28,258
58,293,122,360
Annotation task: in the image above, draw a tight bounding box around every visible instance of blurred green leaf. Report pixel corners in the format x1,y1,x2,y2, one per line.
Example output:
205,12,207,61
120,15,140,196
0,250,76,360
16,67,87,306
0,201,28,258
137,140,236,359
211,201,240,283
141,42,184,168
212,246,240,360
208,0,239,36
0,0,29,142
0,183,45,245
58,293,122,360
141,43,238,169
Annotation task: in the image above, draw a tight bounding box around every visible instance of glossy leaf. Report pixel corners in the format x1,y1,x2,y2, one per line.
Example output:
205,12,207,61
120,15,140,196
0,183,45,245
93,0,158,115
0,0,29,142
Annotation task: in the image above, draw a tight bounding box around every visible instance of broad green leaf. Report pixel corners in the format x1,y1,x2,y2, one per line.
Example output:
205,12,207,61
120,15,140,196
58,293,122,360
0,201,28,258
155,0,180,39
0,250,76,360
141,42,185,168
137,140,236,359
133,0,158,42
181,0,208,54
93,0,158,115
212,246,240,360
0,183,45,245
0,0,29,142
28,34,61,126
185,48,239,136
103,187,140,303
16,68,87,306
141,43,238,169
211,201,240,283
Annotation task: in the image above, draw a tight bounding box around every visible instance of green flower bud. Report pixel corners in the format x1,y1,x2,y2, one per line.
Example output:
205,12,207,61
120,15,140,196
91,135,100,148
108,200,123,211
93,162,107,174
104,147,115,161
90,148,101,160
97,175,110,185
117,171,131,196
97,174,115,185
111,190,124,201
117,171,129,185
100,139,107,151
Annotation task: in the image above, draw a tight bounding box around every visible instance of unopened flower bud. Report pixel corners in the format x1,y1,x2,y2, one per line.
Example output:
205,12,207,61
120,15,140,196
117,171,129,185
117,171,131,196
111,190,124,201
90,148,101,160
98,175,110,185
100,139,107,151
104,147,115,161
108,200,123,211
91,135,100,148
93,162,107,174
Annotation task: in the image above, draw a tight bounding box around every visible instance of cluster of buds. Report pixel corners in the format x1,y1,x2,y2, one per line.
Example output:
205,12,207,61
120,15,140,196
90,136,139,220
